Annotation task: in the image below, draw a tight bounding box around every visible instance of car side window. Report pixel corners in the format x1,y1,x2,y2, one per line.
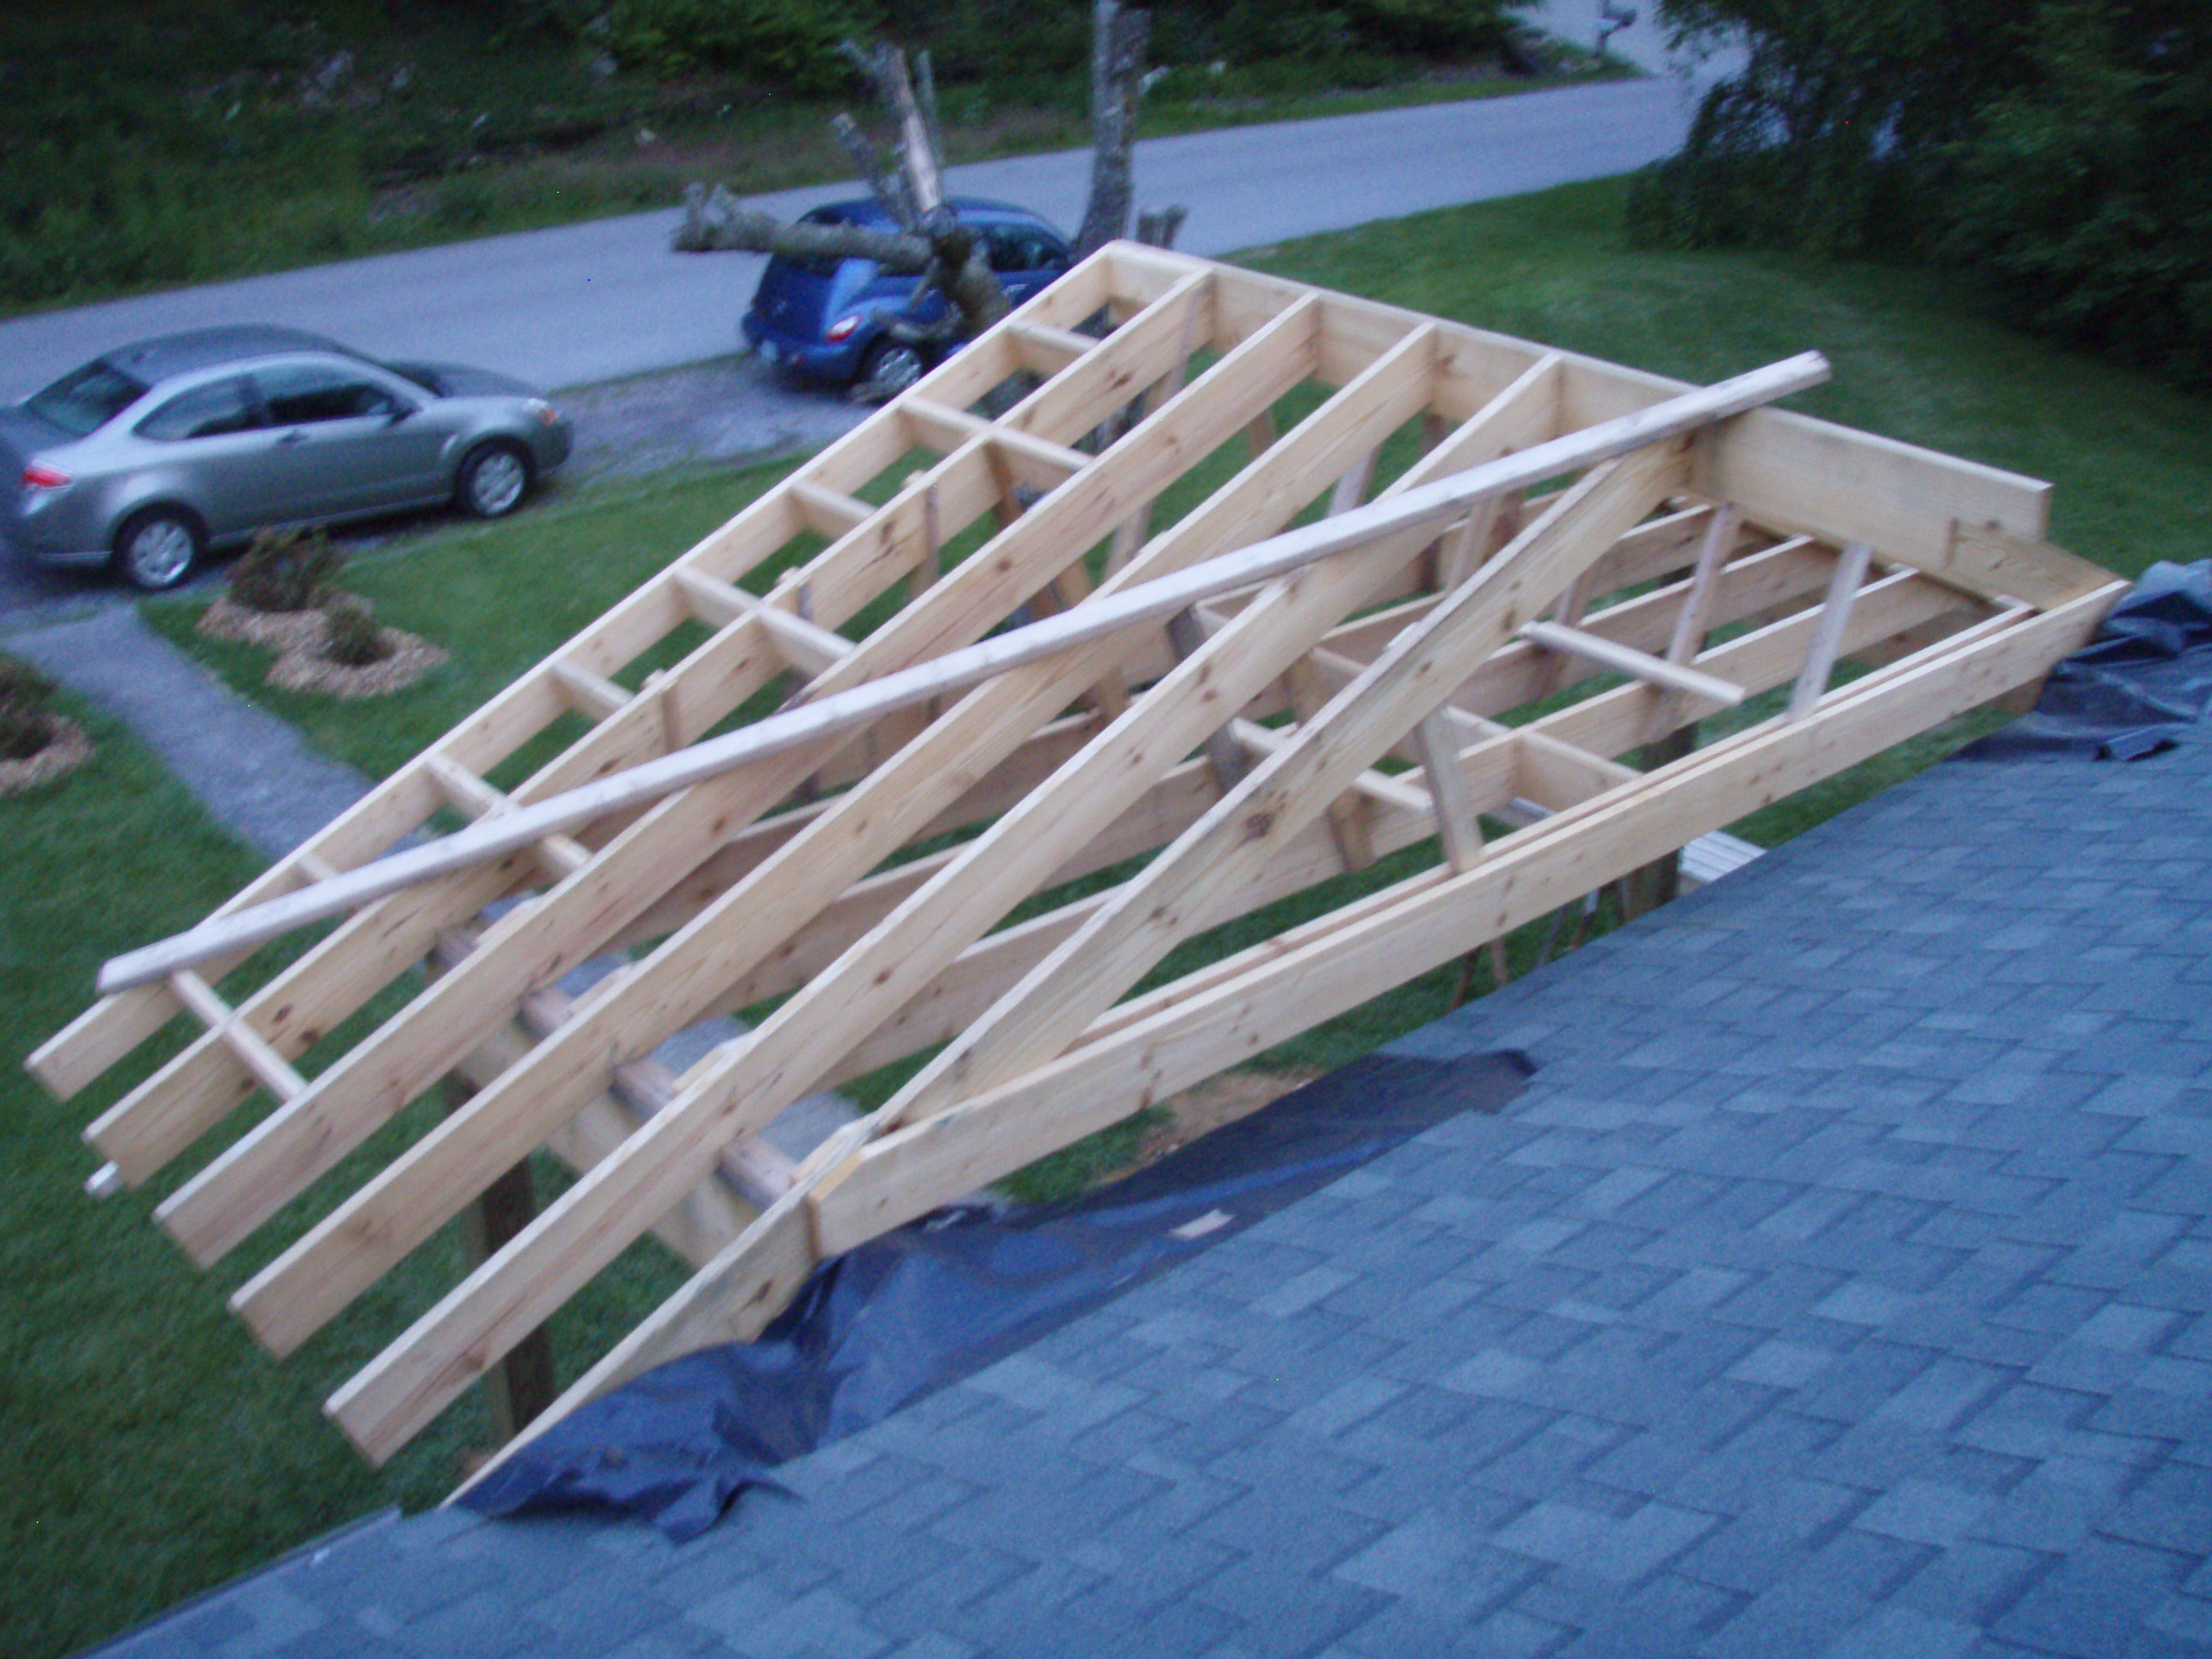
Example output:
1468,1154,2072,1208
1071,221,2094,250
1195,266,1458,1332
988,230,1069,275
256,363,403,426
135,377,262,442
985,229,1035,274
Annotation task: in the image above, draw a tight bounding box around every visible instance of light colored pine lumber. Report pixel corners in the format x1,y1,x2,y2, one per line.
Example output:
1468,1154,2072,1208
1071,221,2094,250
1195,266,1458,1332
466,545,2120,1493
1642,500,1740,740
167,971,308,1106
1516,619,1746,708
423,754,591,881
788,478,876,539
667,567,853,677
901,397,1092,480
1010,318,1099,370
1787,539,1874,719
547,659,631,723
1227,719,1433,815
1415,709,1484,872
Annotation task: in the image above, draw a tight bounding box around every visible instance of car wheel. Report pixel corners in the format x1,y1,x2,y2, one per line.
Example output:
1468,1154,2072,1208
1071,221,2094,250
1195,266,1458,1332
112,508,205,592
456,441,532,519
858,338,927,397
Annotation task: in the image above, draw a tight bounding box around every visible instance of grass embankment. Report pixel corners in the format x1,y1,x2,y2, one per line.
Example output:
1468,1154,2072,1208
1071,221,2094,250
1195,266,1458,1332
0,3,1613,315
9,174,2211,1658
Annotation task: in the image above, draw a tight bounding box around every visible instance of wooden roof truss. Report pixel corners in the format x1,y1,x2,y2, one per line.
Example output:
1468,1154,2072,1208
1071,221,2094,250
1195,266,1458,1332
32,244,2125,1485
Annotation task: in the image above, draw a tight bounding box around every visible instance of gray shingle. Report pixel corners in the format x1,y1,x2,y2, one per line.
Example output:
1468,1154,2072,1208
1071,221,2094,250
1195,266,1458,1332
100,745,2212,1659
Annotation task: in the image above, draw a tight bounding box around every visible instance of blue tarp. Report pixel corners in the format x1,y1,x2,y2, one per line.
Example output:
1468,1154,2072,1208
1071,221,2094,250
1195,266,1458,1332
462,1048,1532,1541
1965,560,2212,760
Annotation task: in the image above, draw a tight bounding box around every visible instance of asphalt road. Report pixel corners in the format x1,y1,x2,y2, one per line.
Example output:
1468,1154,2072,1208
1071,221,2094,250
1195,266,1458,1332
0,68,1721,618
0,76,1706,401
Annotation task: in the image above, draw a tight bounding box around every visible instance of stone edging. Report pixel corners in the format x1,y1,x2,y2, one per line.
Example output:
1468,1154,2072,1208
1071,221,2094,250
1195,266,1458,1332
198,598,446,698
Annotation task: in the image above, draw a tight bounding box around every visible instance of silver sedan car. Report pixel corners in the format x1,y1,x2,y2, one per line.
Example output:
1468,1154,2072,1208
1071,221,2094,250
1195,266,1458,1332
1,325,572,590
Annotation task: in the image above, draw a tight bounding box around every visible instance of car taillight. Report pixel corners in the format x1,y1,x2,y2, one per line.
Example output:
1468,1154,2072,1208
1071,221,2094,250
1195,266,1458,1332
824,315,862,343
22,463,70,490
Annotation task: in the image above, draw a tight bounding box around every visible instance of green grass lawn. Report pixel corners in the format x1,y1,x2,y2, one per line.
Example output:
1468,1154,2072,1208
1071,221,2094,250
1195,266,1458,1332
0,699,487,1659
9,174,2212,1658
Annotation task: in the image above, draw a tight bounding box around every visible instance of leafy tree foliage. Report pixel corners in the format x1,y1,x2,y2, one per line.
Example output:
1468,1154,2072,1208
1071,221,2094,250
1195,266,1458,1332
1629,1,2212,384
583,0,1511,83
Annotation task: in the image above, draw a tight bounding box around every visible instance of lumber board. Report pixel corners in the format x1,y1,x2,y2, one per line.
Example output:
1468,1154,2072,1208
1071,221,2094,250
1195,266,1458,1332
1517,619,1745,707
1787,540,1875,719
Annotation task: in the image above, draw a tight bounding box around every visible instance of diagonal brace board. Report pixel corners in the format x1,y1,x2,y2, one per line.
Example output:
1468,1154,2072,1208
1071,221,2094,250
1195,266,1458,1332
873,440,1689,1128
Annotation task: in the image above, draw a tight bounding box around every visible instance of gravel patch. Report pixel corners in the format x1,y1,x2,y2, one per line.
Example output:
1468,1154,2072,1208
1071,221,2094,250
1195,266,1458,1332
555,353,871,484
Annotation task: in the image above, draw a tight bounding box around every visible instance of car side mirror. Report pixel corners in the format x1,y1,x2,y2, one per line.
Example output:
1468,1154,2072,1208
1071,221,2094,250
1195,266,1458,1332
385,401,419,425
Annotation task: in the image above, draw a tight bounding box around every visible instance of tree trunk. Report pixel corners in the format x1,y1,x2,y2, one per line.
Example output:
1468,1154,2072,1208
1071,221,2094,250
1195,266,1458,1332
1075,2,1153,258
675,6,1172,383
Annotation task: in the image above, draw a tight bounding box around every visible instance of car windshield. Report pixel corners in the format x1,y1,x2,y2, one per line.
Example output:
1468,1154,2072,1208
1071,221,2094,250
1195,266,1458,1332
387,363,446,396
26,359,148,437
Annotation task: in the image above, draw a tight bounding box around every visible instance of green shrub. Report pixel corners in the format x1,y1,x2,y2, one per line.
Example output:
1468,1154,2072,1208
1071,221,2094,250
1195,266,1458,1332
0,657,58,761
594,0,869,91
320,595,392,667
1631,0,2212,388
1340,0,1509,58
228,525,344,613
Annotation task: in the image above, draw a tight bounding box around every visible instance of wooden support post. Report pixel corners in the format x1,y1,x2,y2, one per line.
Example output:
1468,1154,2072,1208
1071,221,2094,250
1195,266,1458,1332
1166,608,1251,794
1280,657,1375,871
1414,709,1483,874
1623,723,1696,919
441,1076,556,1445
1641,501,1739,743
1536,563,1598,696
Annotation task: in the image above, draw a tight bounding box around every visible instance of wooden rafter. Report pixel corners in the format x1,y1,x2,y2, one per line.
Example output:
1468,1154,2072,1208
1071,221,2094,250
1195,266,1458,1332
28,243,2126,1488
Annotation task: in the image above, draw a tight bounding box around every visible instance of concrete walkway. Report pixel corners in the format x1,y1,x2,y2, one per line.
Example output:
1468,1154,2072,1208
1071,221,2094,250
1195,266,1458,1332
8,606,371,861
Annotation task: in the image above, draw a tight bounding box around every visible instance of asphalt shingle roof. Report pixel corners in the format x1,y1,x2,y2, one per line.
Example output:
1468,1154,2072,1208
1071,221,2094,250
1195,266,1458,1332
94,739,2212,1659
